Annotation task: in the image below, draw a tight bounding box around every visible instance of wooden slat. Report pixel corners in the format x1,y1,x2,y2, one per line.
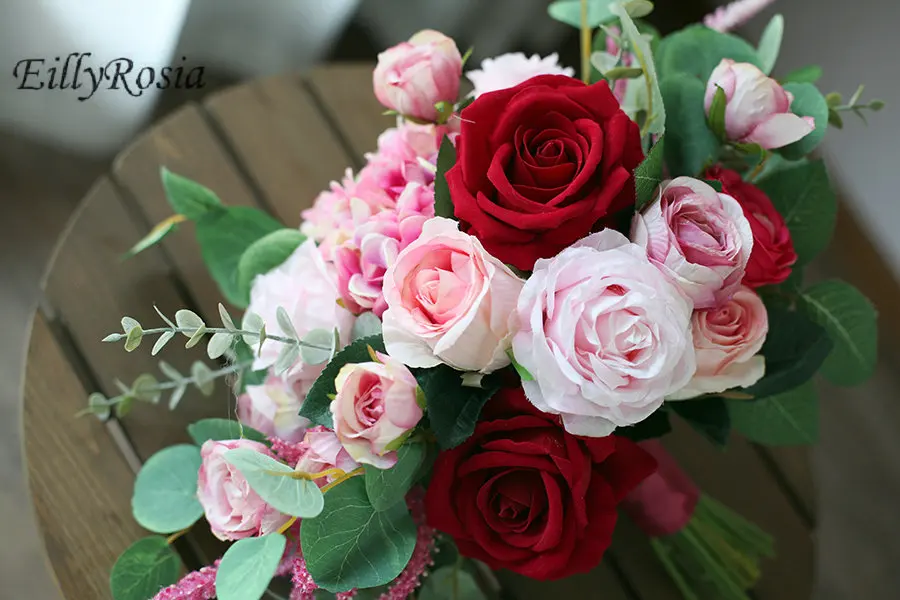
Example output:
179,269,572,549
495,560,633,600
24,312,158,600
203,75,351,223
112,103,260,313
757,445,816,525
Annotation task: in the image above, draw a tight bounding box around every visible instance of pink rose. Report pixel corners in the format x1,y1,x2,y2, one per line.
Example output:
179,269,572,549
330,352,423,469
237,375,309,443
669,286,768,399
705,59,816,149
245,240,356,394
512,229,695,437
373,29,462,122
465,52,575,98
197,439,291,541
382,217,525,373
334,182,434,317
631,177,753,309
294,427,360,485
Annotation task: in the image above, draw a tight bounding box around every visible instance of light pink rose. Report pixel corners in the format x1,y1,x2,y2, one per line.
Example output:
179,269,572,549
373,29,462,122
705,59,816,149
669,286,768,400
512,229,696,437
330,352,423,469
293,427,360,486
382,217,525,373
466,52,575,98
245,240,356,394
334,182,434,317
631,177,753,309
197,439,291,541
237,375,309,443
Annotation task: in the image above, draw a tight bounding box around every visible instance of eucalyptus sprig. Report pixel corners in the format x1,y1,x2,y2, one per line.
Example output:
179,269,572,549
102,304,339,376
826,84,885,128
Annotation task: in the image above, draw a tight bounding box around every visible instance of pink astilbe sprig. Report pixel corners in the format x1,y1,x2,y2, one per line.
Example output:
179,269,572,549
153,560,219,600
703,0,777,32
269,435,309,468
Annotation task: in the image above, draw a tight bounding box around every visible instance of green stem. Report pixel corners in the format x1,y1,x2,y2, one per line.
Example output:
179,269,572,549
139,326,332,352
580,0,591,84
99,360,252,408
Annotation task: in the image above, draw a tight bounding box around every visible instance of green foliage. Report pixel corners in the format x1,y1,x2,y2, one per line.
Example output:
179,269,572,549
756,14,784,75
659,75,719,176
351,312,383,342
223,448,324,518
109,536,180,600
612,3,665,135
415,366,504,449
655,25,762,82
729,381,818,445
433,135,457,220
780,65,822,84
235,229,306,306
590,19,661,83
364,441,427,511
132,444,203,534
215,533,287,600
706,86,727,140
670,397,730,447
301,477,417,592
547,0,617,28
300,335,386,428
123,214,187,259
634,136,665,210
616,406,672,441
506,349,534,382
194,206,284,308
756,159,836,265
187,418,268,445
800,280,878,386
778,83,829,160
418,565,487,600
160,168,223,220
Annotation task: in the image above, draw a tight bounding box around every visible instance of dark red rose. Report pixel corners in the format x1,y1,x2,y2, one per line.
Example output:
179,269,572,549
446,75,644,271
425,387,656,580
705,166,797,288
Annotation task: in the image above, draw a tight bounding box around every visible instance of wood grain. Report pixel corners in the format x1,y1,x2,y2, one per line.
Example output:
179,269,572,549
24,313,163,600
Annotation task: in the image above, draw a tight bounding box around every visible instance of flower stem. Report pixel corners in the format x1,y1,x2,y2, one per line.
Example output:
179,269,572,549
580,0,592,84
138,326,332,352
321,467,365,493
166,527,191,545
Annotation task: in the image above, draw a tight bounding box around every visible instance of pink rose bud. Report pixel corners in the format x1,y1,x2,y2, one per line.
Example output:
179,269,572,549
381,217,525,373
237,375,309,443
631,177,754,309
705,59,816,149
197,439,291,541
669,286,768,399
373,29,462,122
330,352,423,469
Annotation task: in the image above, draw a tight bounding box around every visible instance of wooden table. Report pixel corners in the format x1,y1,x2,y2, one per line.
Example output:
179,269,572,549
22,65,816,600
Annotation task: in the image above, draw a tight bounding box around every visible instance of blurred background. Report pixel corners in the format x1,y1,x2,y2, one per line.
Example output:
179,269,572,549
1,1,898,599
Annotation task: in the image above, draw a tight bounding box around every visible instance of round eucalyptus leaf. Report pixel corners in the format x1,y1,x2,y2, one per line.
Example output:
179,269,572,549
132,444,203,534
215,533,287,600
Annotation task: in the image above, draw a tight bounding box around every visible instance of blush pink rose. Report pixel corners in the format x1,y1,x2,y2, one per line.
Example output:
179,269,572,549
237,375,309,443
330,352,423,469
245,240,356,395
465,52,575,98
382,217,525,373
512,229,695,437
705,59,816,149
197,439,291,541
669,286,768,400
293,427,360,486
373,30,462,122
334,182,434,317
631,177,753,309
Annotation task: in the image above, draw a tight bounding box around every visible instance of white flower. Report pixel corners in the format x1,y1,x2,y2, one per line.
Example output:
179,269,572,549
466,52,575,97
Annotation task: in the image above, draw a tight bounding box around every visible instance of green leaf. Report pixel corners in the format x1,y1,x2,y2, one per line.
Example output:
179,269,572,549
235,228,306,306
123,214,187,259
223,447,324,518
707,85,727,139
215,533,287,600
433,136,457,220
547,0,617,28
656,25,762,82
633,136,665,210
659,75,719,176
364,441,426,511
301,335,386,428
506,349,534,382
743,304,832,399
195,206,284,308
301,477,417,592
300,328,336,366
756,159,836,265
702,178,723,193
669,397,730,447
757,14,784,75
418,565,487,600
160,168,223,220
415,366,503,449
351,312,383,341
616,407,672,441
781,65,822,84
612,3,665,135
604,66,644,80
109,536,181,600
187,418,268,445
800,280,878,386
777,82,828,160
729,381,818,445
590,18,661,83
124,325,143,352
132,444,203,534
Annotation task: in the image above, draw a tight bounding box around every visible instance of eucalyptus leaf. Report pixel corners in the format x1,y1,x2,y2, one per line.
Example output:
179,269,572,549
299,328,336,366
276,306,299,340
152,331,175,356
154,305,176,328
122,316,141,332
275,343,301,375
124,325,144,352
364,441,426,511
102,333,125,343
132,374,161,403
215,534,287,600
160,167,223,220
219,303,237,331
132,444,203,533
547,0,616,28
158,360,182,382
235,229,306,305
168,385,187,411
191,361,215,396
757,14,784,74
729,381,818,445
241,312,264,347
224,448,324,518
351,312,383,341
185,325,208,349
109,536,181,600
188,418,268,445
116,396,135,418
207,332,233,360
88,393,111,420
175,309,204,334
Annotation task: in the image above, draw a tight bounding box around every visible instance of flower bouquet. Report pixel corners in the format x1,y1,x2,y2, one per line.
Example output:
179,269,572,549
87,1,882,599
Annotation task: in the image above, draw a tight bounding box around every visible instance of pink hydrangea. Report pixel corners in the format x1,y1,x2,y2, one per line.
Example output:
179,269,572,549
237,375,309,443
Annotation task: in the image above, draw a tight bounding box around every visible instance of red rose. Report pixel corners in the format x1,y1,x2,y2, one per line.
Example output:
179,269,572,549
425,387,656,580
446,75,644,270
705,166,797,288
